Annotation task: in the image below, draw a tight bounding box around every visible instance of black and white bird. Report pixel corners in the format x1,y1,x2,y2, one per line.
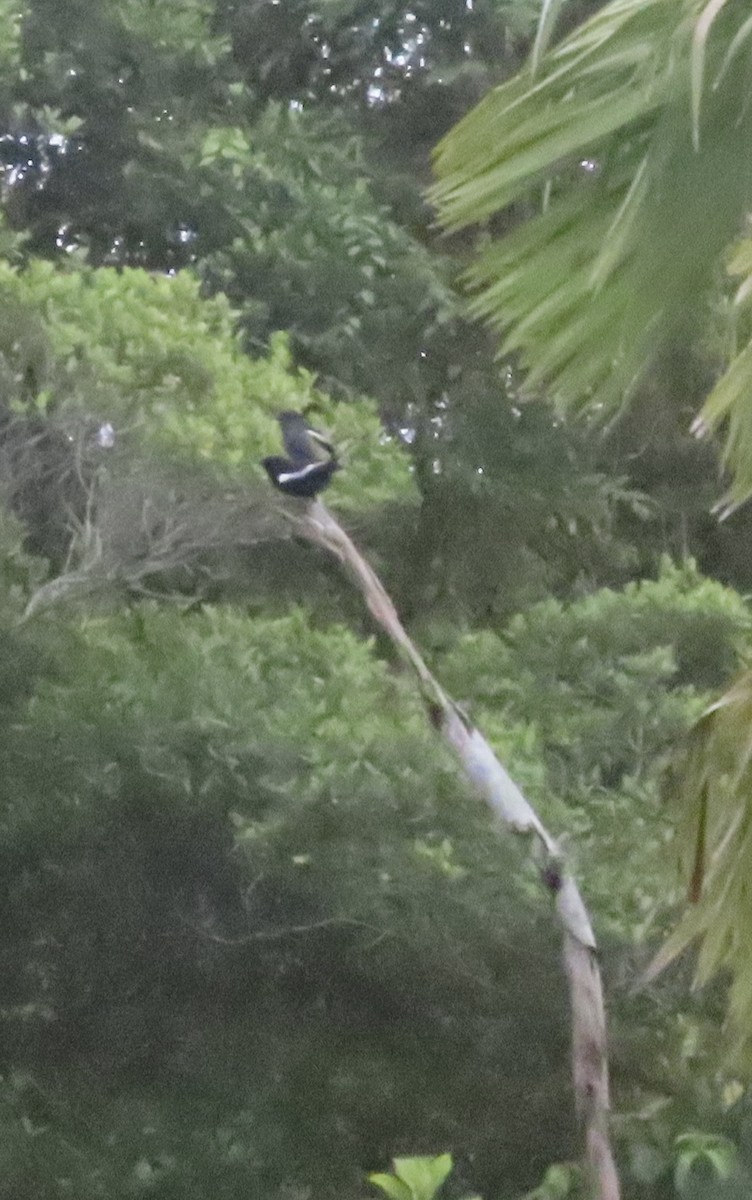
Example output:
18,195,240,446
262,410,340,498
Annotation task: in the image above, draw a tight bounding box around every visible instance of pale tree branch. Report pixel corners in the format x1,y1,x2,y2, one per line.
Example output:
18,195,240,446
297,497,620,1200
194,916,388,945
21,469,292,621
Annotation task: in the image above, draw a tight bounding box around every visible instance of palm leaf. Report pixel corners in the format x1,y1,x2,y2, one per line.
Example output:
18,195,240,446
432,0,752,471
691,0,732,149
531,0,570,74
644,670,752,1058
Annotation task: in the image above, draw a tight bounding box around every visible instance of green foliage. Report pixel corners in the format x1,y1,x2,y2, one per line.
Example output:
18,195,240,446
618,1098,752,1199
673,1131,736,1195
440,560,747,789
0,594,575,1199
431,0,752,501
370,1154,453,1200
0,508,47,613
0,0,646,629
112,0,226,56
700,234,752,511
0,260,414,509
0,255,637,626
0,0,525,426
652,665,752,1064
0,0,21,89
399,377,643,624
0,0,676,624
194,105,457,413
436,561,749,936
1,2,752,1196
520,1162,583,1199
0,408,748,1198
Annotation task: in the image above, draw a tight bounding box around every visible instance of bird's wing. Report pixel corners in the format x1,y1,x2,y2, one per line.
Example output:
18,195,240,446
276,460,329,484
307,426,335,456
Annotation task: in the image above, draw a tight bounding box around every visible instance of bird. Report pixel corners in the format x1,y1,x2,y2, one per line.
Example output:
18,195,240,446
277,410,335,466
262,408,340,498
262,455,340,498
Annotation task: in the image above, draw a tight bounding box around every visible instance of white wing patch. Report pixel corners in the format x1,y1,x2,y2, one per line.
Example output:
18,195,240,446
277,461,325,484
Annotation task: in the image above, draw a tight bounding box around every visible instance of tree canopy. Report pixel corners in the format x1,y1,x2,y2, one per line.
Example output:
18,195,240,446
0,1,751,1199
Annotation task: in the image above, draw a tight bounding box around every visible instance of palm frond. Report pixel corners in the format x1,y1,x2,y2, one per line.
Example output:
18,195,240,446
647,671,752,1058
531,0,570,74
691,0,732,148
432,0,752,446
698,237,752,511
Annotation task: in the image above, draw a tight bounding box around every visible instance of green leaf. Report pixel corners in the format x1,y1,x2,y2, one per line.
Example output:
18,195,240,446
369,1175,414,1200
532,0,572,74
691,0,731,150
370,1157,454,1200
392,1155,454,1200
519,1161,581,1199
674,1132,736,1193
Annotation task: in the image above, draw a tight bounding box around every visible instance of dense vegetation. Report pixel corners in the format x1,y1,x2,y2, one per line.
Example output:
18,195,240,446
0,1,750,1198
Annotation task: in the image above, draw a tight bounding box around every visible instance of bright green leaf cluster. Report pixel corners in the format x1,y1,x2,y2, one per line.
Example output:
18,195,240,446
673,1130,736,1193
370,1154,453,1200
0,260,416,509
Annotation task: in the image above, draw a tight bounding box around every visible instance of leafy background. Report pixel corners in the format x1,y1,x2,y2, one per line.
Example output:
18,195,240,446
0,2,750,1199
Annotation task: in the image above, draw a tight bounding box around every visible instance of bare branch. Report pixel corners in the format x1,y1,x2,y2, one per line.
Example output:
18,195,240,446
194,916,387,945
298,498,619,1200
21,466,294,620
